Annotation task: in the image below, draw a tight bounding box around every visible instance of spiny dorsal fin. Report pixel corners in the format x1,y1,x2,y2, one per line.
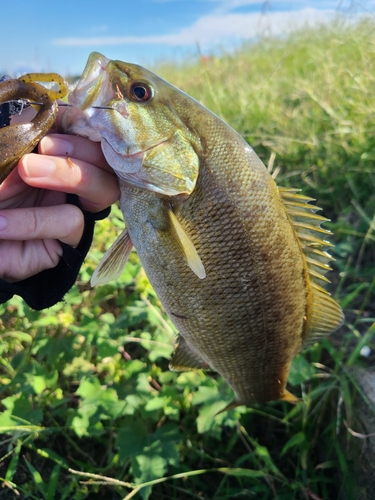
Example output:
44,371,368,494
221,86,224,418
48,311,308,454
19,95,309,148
169,335,210,371
278,187,344,345
278,187,335,286
168,210,206,279
91,228,133,286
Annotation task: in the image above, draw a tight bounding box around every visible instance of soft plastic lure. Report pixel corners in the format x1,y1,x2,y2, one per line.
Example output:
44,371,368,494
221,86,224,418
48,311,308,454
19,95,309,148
0,72,69,183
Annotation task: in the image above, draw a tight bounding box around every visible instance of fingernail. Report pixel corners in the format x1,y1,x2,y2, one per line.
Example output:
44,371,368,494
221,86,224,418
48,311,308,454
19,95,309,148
23,155,56,178
0,215,8,230
39,136,73,156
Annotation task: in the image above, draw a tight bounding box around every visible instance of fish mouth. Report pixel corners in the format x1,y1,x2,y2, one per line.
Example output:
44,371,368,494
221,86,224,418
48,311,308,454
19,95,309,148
102,131,173,160
123,135,172,158
101,132,195,197
100,133,174,178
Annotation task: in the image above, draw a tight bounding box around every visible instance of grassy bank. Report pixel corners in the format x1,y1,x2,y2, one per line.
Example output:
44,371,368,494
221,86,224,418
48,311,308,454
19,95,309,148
1,18,374,500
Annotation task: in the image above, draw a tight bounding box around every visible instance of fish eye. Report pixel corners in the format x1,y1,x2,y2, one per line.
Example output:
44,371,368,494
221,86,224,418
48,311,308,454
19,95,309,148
129,82,153,102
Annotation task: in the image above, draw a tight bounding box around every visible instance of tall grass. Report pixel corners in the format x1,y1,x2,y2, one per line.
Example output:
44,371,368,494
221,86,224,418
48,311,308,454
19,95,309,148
0,18,374,500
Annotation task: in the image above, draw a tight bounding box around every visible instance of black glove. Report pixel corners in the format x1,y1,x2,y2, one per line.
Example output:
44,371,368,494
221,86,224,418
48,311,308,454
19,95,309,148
0,194,110,310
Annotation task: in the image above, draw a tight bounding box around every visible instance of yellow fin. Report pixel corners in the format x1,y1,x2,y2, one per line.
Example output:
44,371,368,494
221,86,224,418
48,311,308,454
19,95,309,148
278,187,344,344
215,390,300,414
169,335,210,371
303,284,344,347
169,210,206,279
280,390,300,403
278,187,335,286
91,228,133,286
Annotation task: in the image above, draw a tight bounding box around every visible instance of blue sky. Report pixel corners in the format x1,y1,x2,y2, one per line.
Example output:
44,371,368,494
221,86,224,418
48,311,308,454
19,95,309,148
2,0,374,77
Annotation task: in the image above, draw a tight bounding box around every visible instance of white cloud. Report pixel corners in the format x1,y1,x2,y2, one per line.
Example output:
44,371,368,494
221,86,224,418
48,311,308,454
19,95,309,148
153,0,375,11
53,7,343,47
88,24,109,34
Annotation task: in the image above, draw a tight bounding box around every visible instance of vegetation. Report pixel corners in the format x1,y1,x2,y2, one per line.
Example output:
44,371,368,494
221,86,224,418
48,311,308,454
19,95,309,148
1,18,375,499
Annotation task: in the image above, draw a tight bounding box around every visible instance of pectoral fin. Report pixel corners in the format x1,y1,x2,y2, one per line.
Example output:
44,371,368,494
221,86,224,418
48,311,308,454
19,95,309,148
91,228,133,286
169,210,206,279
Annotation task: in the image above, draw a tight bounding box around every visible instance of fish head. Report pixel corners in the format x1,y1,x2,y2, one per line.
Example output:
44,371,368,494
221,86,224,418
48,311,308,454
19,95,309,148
61,52,200,197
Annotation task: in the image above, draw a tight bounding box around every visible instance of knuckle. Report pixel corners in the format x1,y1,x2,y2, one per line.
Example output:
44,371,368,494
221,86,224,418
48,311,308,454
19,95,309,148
29,210,40,236
63,205,84,239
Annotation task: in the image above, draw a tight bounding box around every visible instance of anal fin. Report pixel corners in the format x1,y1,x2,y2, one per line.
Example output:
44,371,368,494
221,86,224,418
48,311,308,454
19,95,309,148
91,228,133,286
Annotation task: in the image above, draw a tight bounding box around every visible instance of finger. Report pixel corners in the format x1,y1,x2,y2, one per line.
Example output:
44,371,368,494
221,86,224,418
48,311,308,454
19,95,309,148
39,134,111,171
0,204,84,247
18,152,120,212
0,239,63,283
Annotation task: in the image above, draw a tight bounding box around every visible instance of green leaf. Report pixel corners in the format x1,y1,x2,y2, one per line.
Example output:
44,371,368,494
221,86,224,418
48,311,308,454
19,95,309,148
24,458,47,497
144,396,167,412
46,465,61,500
0,411,21,428
32,448,69,469
23,362,59,395
32,315,60,327
97,338,119,358
71,413,91,438
3,331,32,342
191,385,220,406
220,467,266,478
5,441,22,482
1,394,43,425
196,401,229,434
117,422,180,499
288,354,316,386
281,432,306,455
132,454,166,500
117,422,148,460
71,377,128,436
62,357,95,377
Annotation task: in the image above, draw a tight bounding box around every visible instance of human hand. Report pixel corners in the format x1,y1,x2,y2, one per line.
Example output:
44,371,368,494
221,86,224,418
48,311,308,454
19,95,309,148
0,133,119,282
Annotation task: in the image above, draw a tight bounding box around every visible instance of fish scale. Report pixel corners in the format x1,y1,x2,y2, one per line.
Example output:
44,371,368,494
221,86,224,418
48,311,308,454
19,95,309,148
61,52,344,406
119,140,307,404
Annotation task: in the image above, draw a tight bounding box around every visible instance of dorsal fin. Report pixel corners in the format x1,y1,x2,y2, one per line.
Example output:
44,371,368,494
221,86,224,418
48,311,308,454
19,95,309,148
304,283,344,347
278,187,335,286
278,187,344,345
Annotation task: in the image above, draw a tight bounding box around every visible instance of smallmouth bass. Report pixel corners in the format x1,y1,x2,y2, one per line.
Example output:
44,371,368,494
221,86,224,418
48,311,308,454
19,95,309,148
0,73,68,183
62,52,344,406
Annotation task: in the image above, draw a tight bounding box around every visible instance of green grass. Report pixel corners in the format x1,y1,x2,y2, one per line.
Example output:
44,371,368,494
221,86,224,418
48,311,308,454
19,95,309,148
1,18,375,500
